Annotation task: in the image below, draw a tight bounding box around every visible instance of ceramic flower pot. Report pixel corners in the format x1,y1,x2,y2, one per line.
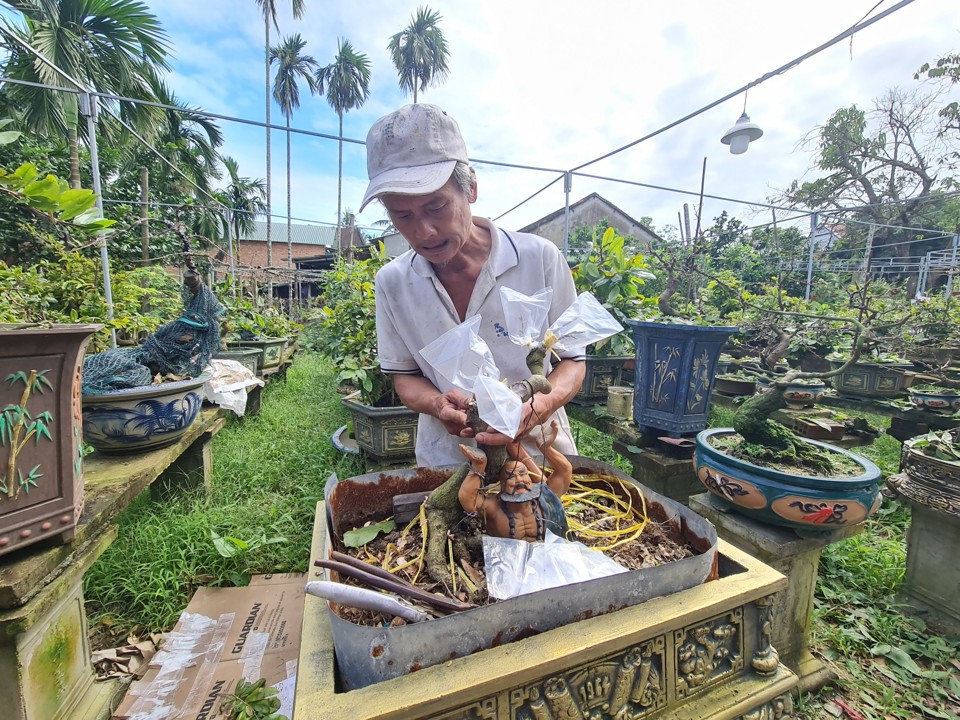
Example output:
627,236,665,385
830,361,912,399
694,428,882,534
626,321,739,436
572,354,633,405
341,391,418,465
714,375,758,397
907,388,960,415
0,323,102,556
227,337,286,369
82,374,210,454
781,381,826,408
215,347,262,375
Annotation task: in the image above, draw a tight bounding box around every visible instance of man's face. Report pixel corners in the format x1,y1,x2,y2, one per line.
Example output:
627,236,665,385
500,461,532,495
381,176,476,265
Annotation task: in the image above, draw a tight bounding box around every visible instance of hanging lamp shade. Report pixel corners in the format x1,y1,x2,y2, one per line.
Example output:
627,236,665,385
721,112,764,155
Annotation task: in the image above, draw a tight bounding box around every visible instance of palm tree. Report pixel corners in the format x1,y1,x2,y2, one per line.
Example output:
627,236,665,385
254,0,305,273
271,33,318,269
1,0,171,188
387,6,450,104
219,156,267,265
315,38,370,247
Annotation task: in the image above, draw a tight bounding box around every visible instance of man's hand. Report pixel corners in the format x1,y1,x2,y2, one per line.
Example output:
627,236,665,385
473,399,541,445
433,390,472,436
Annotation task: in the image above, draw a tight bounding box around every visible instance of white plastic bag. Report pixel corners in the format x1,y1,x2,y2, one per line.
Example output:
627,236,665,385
419,316,498,394
500,286,553,348
483,529,628,600
473,374,522,438
548,292,623,355
203,359,264,416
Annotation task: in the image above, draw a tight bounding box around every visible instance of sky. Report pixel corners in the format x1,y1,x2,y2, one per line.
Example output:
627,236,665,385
25,0,960,238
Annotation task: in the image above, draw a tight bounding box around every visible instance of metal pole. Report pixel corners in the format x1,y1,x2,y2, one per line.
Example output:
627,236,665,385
562,172,572,259
945,233,959,299
805,212,817,301
80,92,117,348
225,208,236,297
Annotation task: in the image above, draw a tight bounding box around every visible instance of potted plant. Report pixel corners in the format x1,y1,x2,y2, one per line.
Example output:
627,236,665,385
692,295,887,534
309,245,417,465
826,344,913,399
569,225,654,404
907,384,960,415
885,428,960,632
714,372,759,398
223,297,298,371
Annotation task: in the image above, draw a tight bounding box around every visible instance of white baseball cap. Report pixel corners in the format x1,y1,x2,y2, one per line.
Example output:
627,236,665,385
359,104,469,212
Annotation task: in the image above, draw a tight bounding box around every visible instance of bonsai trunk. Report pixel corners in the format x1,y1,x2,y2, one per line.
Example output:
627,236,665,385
422,370,553,588
731,383,835,473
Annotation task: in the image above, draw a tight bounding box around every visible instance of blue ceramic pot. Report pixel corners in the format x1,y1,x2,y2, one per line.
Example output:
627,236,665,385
694,428,882,534
627,321,738,436
82,374,209,453
908,388,960,415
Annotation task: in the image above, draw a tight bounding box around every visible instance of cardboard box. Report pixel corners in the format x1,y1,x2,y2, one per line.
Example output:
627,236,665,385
114,573,305,720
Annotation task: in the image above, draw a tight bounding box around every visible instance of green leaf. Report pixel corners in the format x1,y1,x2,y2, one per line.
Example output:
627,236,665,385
343,518,396,548
873,644,922,675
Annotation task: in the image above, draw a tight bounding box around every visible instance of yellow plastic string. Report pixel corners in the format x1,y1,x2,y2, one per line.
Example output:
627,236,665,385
563,473,649,550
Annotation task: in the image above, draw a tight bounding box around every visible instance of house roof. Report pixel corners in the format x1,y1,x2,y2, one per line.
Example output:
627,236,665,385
239,220,336,246
519,192,658,239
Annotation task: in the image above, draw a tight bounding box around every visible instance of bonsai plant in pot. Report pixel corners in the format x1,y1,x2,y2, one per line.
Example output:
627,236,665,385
223,296,299,371
569,225,654,404
81,248,224,454
885,428,960,632
309,245,417,465
693,297,886,534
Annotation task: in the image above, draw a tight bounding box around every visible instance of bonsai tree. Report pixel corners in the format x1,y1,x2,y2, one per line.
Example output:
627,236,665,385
307,243,395,405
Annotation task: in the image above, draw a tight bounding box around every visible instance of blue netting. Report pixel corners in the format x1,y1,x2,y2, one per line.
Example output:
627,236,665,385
82,276,225,394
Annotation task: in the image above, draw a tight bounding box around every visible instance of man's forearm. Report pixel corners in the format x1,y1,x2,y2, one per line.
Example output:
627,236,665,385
392,374,443,416
530,358,584,421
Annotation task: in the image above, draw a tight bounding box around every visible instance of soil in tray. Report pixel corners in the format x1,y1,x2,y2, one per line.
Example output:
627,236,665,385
331,477,698,628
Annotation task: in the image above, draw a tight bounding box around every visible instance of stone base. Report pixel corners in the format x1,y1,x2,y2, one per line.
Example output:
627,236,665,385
613,440,701,505
900,501,960,637
0,529,115,720
295,501,798,720
689,492,862,691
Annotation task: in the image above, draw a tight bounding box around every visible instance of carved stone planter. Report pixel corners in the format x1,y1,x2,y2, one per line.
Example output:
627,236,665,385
885,429,960,634
341,391,417,466
0,324,101,556
227,337,286,370
215,347,262,375
296,486,797,719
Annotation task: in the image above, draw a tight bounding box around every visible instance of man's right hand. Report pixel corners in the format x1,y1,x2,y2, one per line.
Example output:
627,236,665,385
433,390,472,436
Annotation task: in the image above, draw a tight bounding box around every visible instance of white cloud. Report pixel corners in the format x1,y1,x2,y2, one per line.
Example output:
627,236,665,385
130,1,960,237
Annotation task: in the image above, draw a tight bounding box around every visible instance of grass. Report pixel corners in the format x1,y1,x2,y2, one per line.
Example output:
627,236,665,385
84,355,960,718
83,352,364,637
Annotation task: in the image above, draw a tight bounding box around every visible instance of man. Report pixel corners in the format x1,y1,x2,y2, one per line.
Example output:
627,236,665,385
360,103,585,466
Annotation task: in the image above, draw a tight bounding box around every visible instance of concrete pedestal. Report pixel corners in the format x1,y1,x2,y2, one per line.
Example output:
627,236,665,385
689,492,863,692
0,410,225,720
899,499,960,636
613,440,701,505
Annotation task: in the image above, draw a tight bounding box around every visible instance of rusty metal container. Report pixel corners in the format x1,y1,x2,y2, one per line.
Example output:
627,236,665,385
319,457,718,690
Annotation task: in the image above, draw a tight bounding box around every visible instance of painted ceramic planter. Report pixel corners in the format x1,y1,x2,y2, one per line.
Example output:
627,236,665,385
908,388,960,415
694,428,882,534
572,354,632,405
830,361,912,399
82,374,209,454
0,323,102,556
341,391,417,465
627,321,739,436
215,347,262,375
782,381,827,408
